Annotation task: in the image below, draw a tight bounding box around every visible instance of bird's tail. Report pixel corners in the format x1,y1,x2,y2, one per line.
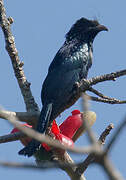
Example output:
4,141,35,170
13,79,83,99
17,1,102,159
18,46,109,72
18,103,52,157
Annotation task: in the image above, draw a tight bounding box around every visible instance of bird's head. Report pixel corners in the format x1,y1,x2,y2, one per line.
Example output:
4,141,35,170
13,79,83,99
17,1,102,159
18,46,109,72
66,17,108,42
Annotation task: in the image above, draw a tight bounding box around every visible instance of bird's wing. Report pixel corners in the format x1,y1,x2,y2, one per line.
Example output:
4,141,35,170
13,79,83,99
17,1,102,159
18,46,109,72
48,40,78,73
41,66,83,119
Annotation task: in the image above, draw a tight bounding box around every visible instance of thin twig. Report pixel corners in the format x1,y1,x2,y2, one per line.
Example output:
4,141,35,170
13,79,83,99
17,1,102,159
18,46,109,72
75,124,114,175
0,132,25,144
0,158,84,179
100,156,124,180
86,87,126,104
88,87,126,103
99,123,114,144
0,0,39,112
88,87,112,99
88,69,126,86
88,95,126,104
0,159,85,180
78,69,126,93
0,160,75,170
105,117,126,154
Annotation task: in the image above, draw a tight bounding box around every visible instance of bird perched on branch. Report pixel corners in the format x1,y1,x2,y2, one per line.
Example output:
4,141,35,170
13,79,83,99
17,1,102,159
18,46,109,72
19,17,108,157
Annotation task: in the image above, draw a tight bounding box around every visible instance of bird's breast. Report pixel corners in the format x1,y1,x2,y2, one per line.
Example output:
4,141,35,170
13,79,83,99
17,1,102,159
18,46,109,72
70,43,93,70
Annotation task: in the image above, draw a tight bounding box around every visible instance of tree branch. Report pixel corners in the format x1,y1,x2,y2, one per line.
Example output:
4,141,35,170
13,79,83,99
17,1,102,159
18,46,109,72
0,132,25,144
100,156,124,180
105,117,126,154
0,160,77,171
88,87,112,99
0,158,85,180
0,0,39,112
87,95,126,104
75,124,114,175
75,69,126,95
0,109,39,126
86,87,126,104
49,151,86,180
86,69,126,87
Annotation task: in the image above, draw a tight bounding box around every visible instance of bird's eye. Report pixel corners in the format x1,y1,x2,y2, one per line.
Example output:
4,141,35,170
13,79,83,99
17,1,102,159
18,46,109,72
92,20,99,26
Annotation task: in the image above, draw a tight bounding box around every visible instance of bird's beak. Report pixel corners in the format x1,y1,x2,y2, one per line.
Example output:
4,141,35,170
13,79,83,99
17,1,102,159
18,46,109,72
96,24,108,32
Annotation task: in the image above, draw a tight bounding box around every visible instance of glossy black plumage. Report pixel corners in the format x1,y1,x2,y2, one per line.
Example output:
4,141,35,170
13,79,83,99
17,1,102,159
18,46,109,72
19,18,108,157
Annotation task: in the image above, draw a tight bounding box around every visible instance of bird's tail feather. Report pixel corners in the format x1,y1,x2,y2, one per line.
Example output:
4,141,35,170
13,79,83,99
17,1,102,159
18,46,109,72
37,103,52,133
18,103,53,157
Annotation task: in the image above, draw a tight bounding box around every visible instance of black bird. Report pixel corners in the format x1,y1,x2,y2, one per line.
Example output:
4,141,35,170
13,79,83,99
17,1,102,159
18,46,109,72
19,17,108,157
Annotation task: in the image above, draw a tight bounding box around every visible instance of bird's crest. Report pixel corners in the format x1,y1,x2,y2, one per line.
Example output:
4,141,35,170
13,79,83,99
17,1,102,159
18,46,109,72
66,18,99,41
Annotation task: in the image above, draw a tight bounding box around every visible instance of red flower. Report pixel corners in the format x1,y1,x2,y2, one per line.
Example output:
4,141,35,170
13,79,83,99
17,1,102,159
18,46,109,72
59,109,82,139
11,124,32,146
11,110,83,151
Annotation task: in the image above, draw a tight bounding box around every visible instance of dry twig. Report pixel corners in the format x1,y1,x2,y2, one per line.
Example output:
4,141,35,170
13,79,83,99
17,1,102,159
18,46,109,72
105,117,126,154
86,87,126,104
76,124,114,175
0,132,25,144
82,70,126,88
87,96,126,104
